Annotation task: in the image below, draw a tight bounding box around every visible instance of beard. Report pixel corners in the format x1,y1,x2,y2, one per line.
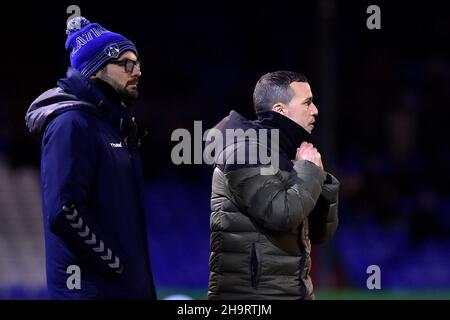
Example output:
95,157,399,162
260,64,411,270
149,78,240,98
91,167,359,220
119,83,139,100
119,86,139,100
109,79,139,101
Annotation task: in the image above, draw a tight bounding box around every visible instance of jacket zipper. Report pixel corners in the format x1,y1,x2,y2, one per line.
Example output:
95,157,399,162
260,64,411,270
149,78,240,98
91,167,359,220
250,243,259,289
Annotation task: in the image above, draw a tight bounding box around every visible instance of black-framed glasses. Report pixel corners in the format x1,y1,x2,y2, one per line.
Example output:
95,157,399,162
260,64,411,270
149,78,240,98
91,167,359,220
109,58,141,74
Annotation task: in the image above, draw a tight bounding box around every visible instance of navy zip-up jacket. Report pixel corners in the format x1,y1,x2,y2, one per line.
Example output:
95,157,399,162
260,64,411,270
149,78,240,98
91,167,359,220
25,68,157,299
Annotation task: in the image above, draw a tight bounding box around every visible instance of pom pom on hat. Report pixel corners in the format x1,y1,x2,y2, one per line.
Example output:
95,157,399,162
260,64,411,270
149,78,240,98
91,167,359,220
66,16,91,36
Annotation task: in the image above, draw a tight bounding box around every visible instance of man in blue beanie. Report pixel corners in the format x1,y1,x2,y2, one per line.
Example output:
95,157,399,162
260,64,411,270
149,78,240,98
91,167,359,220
25,16,157,299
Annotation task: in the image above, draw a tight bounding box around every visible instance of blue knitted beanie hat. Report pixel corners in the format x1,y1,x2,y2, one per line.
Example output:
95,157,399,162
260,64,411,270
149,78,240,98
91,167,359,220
65,16,138,78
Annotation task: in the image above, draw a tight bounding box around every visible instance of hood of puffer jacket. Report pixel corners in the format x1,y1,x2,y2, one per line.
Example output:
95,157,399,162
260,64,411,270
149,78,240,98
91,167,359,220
25,67,106,136
25,87,95,136
25,67,135,137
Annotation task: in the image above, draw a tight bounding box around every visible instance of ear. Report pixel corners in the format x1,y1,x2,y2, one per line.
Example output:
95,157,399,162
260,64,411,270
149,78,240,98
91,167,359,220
272,103,286,115
90,66,106,79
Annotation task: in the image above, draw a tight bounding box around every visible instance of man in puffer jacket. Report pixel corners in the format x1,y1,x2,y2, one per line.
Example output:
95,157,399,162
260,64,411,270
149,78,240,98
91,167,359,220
25,16,156,299
208,71,339,300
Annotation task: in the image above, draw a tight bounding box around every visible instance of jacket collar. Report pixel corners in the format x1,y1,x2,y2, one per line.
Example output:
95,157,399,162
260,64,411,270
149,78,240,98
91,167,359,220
57,67,133,130
256,110,312,160
56,68,146,147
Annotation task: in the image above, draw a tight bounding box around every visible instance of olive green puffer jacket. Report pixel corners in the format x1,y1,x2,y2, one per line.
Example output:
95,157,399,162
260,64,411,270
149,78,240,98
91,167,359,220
207,111,339,300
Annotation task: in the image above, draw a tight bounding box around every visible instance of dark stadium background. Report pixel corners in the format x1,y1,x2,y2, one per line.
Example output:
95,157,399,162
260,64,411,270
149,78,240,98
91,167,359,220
1,0,450,299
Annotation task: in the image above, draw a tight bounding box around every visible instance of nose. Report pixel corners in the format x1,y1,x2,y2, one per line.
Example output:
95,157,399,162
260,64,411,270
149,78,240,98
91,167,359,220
311,103,318,116
131,66,141,78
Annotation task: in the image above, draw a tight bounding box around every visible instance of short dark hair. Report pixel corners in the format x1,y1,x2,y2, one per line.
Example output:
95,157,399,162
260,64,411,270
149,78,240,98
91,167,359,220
253,71,308,113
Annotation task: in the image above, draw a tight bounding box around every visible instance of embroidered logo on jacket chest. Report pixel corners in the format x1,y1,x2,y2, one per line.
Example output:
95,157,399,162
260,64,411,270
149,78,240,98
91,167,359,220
110,142,123,148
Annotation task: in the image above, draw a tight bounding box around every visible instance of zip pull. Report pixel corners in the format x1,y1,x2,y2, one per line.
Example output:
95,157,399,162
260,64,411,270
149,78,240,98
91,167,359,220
119,118,129,147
